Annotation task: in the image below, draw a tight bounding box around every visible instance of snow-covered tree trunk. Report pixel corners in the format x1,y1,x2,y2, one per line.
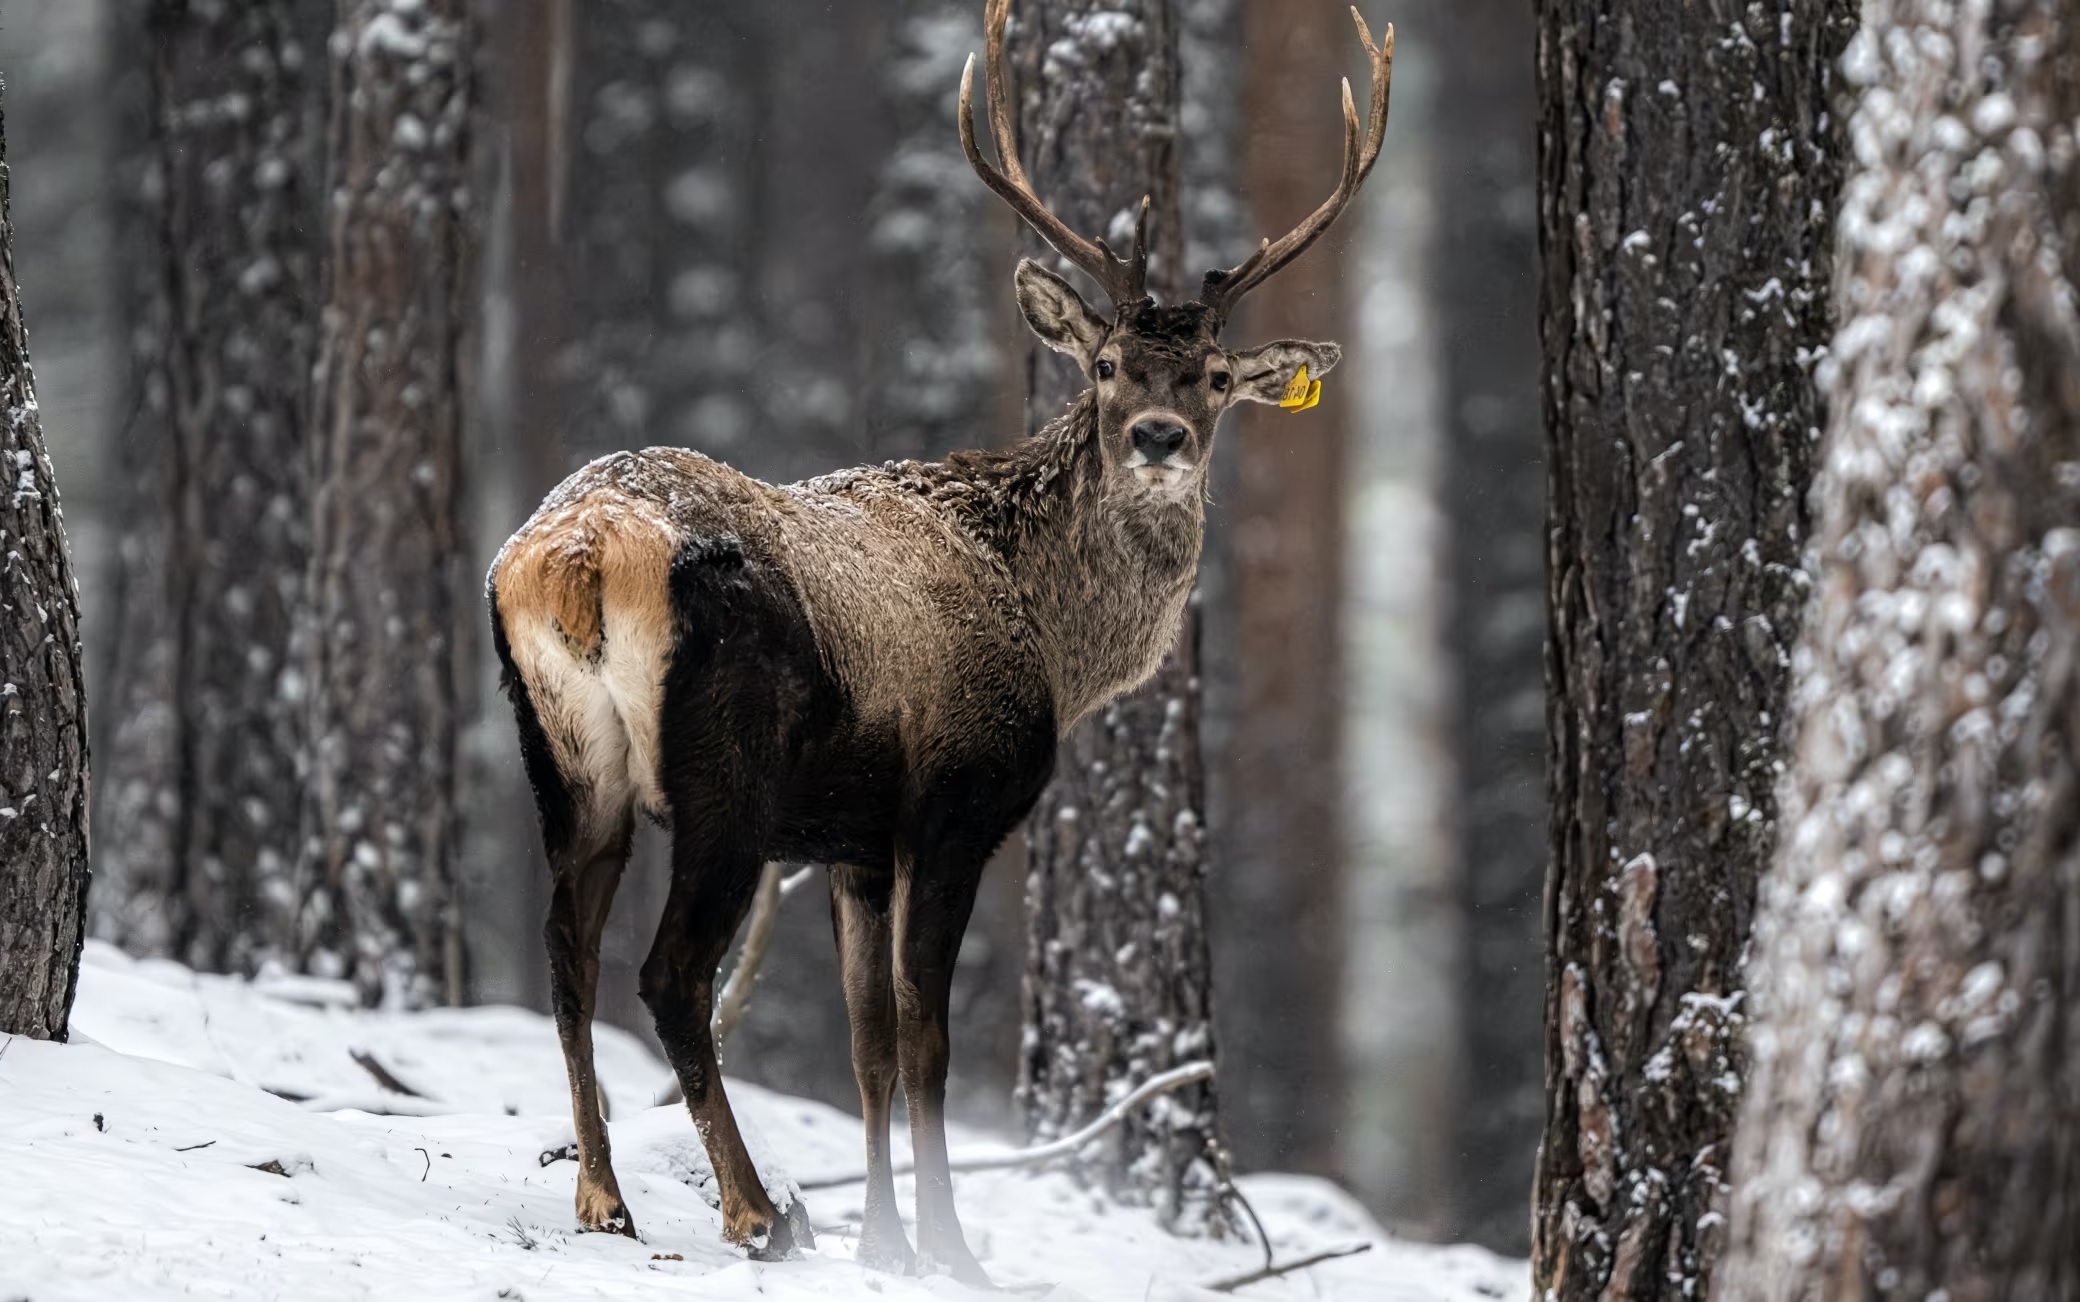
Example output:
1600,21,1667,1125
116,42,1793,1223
299,0,472,1008
1719,5,2080,1297
1204,0,1349,1183
1013,0,1229,1234
0,80,92,1042
1431,0,1545,1256
1532,1,1855,1295
94,0,327,975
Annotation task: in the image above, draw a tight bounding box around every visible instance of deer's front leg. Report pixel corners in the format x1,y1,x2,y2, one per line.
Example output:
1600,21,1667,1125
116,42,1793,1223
893,862,989,1287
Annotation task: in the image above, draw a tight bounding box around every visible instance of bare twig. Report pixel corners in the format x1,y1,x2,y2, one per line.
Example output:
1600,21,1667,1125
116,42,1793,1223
174,1140,216,1153
1221,1180,1275,1274
416,1146,431,1181
712,860,787,1045
1203,1242,1373,1293
349,1048,427,1098
799,1060,1215,1191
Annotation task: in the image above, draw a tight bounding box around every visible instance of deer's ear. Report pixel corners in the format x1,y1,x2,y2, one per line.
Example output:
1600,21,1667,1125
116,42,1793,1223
1229,340,1343,405
1015,260,1109,368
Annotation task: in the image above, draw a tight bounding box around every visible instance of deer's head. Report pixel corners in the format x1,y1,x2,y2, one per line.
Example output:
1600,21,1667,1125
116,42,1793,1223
960,0,1393,498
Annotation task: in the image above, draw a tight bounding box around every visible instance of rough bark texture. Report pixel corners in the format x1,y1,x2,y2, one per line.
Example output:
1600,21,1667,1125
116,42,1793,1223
94,0,326,974
1206,0,1349,1182
1011,0,1229,1234
300,0,472,1008
1432,0,1546,1255
0,81,92,1041
1720,5,2080,1298
1533,1,1855,1295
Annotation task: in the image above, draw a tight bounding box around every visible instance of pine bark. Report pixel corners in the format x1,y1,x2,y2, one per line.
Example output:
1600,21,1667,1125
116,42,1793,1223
1532,1,1855,1295
1433,0,1545,1255
94,0,327,974
300,0,472,1008
1720,5,2080,1297
1013,0,1229,1233
0,82,92,1041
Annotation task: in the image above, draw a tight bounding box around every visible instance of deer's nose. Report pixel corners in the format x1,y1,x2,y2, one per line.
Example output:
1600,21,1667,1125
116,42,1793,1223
1131,419,1189,460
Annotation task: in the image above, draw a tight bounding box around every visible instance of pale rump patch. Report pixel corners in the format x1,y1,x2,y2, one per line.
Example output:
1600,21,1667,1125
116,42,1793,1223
495,493,680,821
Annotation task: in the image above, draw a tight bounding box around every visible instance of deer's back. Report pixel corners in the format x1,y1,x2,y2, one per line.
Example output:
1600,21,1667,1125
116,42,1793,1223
491,447,1055,862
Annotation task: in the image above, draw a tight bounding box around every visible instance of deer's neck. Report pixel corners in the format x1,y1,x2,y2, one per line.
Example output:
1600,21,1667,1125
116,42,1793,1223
952,393,1205,729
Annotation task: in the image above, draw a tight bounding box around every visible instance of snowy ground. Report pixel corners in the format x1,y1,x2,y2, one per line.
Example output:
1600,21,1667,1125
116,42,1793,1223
1,944,1521,1301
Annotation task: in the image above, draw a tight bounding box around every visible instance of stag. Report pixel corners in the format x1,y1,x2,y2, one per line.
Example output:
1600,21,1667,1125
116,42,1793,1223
488,0,1392,1281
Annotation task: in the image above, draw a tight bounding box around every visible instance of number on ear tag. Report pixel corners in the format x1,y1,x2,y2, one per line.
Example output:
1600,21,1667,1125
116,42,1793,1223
1279,364,1312,409
1292,379,1322,412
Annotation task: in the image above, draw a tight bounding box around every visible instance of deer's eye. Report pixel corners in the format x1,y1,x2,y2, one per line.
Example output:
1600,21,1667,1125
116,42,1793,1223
1210,371,1231,392
1095,359,1116,380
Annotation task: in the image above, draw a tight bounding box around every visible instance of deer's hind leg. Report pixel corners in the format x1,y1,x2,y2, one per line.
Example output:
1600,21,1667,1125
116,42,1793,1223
545,808,636,1235
641,833,812,1258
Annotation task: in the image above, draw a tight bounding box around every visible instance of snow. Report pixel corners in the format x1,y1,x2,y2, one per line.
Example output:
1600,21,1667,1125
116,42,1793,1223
3,944,1524,1301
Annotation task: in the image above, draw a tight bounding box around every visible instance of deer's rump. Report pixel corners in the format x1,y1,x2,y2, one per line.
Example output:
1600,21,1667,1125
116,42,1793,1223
487,452,1051,873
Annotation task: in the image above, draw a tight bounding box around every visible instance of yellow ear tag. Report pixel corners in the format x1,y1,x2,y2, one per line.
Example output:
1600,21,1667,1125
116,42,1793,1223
1279,364,1311,409
1294,379,1322,412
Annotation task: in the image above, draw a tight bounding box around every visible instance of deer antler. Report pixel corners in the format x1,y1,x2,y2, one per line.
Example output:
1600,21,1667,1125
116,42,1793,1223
959,0,1150,309
1200,8,1394,324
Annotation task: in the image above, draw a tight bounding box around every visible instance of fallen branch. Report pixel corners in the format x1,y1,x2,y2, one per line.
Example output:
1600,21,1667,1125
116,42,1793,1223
349,1049,427,1098
1203,1242,1372,1293
799,1059,1215,1191
296,1092,454,1117
712,860,787,1045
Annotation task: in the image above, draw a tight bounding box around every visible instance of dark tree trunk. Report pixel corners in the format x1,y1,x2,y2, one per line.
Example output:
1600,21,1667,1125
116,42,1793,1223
94,0,327,975
1532,0,1855,1295
0,83,92,1041
1012,0,1228,1233
1720,4,2080,1297
300,0,472,1008
1432,0,1545,1255
1208,0,1351,1183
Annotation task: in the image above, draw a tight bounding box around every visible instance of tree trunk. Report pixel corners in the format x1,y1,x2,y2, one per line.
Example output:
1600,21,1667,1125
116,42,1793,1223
1205,0,1351,1184
1432,0,1544,1255
300,0,472,1008
0,81,92,1041
94,0,327,976
1012,0,1229,1234
1719,5,2080,1297
1532,1,1855,1295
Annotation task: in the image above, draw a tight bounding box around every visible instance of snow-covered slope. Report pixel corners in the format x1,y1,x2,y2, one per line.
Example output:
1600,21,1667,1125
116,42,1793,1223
0,943,1521,1300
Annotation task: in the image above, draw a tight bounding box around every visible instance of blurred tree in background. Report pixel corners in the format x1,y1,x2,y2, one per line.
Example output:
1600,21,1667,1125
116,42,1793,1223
299,0,474,1007
93,0,327,977
1210,0,1351,1185
1430,0,1542,1255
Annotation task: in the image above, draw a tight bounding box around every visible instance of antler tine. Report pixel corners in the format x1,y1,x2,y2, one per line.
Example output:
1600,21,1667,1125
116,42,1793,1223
958,0,1149,308
1201,10,1394,321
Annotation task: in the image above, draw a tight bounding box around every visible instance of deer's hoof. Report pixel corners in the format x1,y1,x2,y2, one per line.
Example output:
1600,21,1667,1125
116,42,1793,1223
575,1183,638,1239
856,1220,916,1275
